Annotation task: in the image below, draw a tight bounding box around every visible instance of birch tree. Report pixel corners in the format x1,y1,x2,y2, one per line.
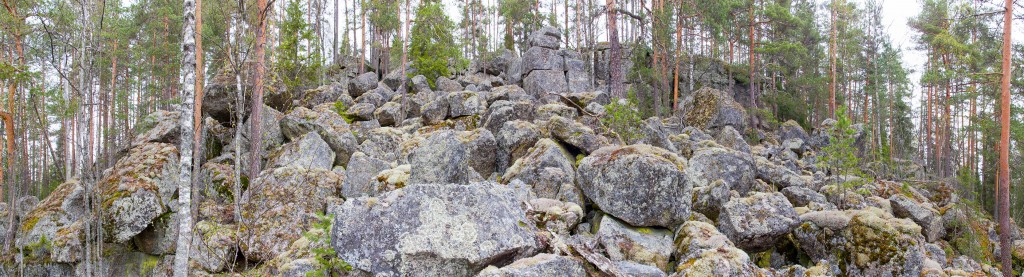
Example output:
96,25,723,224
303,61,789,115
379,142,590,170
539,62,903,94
172,0,199,274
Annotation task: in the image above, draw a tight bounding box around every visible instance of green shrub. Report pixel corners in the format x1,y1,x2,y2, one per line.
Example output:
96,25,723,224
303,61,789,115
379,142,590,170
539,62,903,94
602,99,646,144
304,213,352,277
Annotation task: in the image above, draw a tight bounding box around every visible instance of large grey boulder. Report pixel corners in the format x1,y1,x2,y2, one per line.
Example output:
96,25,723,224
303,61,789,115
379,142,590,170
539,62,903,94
577,145,691,227
779,120,810,144
420,98,449,125
279,104,361,167
374,101,404,126
408,130,487,184
781,186,835,210
596,216,673,271
522,47,562,74
348,72,379,97
190,220,238,273
717,192,799,252
100,143,179,243
266,131,334,170
502,139,581,205
754,156,810,189
447,91,485,118
477,254,586,277
495,120,540,174
673,221,736,262
523,70,567,99
437,76,464,92
201,72,239,123
133,110,182,146
331,183,541,276
685,142,755,194
240,167,343,261
679,87,748,132
546,115,606,154
890,194,945,242
474,49,517,76
482,100,535,135
17,179,88,263
341,152,392,198
528,26,561,49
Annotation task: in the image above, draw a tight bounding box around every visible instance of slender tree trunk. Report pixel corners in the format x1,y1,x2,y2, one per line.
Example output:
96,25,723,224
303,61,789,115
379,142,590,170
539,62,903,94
172,0,199,274
251,0,271,178
334,0,339,61
997,0,1012,275
672,0,682,111
360,1,366,73
606,0,623,99
829,0,837,118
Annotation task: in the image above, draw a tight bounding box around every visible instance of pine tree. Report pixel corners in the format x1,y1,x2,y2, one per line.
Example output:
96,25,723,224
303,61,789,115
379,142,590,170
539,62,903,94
408,0,459,87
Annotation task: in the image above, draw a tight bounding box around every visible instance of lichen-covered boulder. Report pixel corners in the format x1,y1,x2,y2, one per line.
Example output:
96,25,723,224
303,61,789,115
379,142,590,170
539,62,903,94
691,179,731,219
409,130,491,184
266,131,334,170
889,194,945,242
331,183,541,276
779,120,810,144
793,208,926,276
190,220,237,273
523,70,568,98
340,152,391,198
132,211,179,255
374,101,404,126
679,87,747,132
546,115,606,154
477,253,586,277
133,110,182,145
100,142,179,243
685,142,755,194
525,198,583,235
596,215,674,271
279,104,361,167
673,245,764,277
238,104,286,161
348,72,379,97
502,139,581,205
347,102,376,121
420,98,449,125
715,126,751,154
535,104,577,122
17,179,88,263
755,156,811,189
495,120,541,174
717,192,799,252
672,221,735,261
447,91,485,118
781,186,835,210
577,145,691,227
482,100,535,135
239,166,343,261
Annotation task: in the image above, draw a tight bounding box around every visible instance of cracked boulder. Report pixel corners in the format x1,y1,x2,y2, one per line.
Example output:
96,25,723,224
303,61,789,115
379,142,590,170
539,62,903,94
331,183,541,276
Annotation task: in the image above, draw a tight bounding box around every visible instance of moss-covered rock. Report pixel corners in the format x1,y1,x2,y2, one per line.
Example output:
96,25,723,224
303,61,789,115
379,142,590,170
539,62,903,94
99,142,178,243
577,144,691,227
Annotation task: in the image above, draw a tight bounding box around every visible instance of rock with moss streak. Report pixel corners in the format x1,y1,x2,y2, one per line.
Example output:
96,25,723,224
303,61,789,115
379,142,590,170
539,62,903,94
793,208,926,276
330,183,541,276
239,166,343,261
502,139,582,205
266,131,334,170
100,142,179,244
17,179,88,263
477,253,586,277
495,120,541,174
889,194,945,243
685,142,756,195
279,104,361,167
672,245,765,277
190,220,237,273
577,145,691,227
678,87,747,132
717,192,799,252
596,215,673,272
132,110,182,145
546,115,606,154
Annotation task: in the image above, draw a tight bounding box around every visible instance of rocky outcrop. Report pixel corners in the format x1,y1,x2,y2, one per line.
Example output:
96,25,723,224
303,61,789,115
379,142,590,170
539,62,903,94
100,142,179,243
679,87,748,132
502,139,581,205
717,192,799,252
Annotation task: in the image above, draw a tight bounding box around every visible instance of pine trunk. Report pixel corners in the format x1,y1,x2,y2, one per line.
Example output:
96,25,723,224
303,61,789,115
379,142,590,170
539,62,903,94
997,0,1012,275
607,0,624,99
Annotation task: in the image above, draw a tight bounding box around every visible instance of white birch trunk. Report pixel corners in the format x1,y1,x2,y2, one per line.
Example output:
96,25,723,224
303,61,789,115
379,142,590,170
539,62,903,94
173,0,197,275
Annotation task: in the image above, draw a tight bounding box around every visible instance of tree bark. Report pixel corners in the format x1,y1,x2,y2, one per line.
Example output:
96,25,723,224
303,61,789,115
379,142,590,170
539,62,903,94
997,0,1012,275
172,0,199,274
829,0,837,118
251,0,271,179
606,0,623,99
